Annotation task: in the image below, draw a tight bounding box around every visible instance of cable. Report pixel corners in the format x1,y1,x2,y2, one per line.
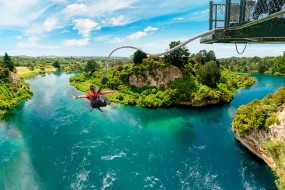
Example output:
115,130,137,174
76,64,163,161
235,43,248,54
106,30,214,67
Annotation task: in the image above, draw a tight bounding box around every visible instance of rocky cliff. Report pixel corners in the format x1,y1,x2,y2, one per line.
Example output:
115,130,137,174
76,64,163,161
9,71,21,87
129,65,183,88
232,106,285,188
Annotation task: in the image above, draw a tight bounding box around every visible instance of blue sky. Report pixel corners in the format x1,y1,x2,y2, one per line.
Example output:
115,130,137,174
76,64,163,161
0,0,284,58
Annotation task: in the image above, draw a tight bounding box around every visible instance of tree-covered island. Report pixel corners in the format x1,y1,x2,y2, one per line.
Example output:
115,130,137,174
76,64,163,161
70,41,255,108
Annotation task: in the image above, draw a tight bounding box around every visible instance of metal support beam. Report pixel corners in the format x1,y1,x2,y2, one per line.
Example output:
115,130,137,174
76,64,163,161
224,0,232,29
239,0,246,25
209,1,213,30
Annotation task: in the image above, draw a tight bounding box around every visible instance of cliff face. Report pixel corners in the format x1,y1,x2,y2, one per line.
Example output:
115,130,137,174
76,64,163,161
232,107,285,172
9,71,21,87
129,65,183,88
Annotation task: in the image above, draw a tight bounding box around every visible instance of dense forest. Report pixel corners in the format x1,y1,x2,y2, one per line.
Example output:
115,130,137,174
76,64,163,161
219,52,285,75
70,41,255,108
0,53,33,117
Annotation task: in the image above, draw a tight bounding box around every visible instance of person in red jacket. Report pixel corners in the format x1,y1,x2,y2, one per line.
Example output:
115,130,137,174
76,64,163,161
73,85,114,111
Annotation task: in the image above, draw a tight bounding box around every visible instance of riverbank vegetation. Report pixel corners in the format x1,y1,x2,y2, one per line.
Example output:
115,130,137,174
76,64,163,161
219,52,285,76
233,87,285,189
0,53,33,118
233,87,285,137
70,42,255,108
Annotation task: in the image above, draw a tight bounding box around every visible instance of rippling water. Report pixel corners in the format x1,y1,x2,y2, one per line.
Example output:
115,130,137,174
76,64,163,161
1,72,285,190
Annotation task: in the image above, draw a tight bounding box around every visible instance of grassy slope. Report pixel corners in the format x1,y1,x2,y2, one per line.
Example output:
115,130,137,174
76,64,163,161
16,66,56,78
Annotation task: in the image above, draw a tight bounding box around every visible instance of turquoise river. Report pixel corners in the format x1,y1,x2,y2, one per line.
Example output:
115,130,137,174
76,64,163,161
1,73,285,190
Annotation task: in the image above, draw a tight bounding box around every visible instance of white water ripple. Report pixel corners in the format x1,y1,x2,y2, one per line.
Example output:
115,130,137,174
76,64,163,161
101,151,127,160
176,159,222,190
102,170,116,190
143,176,165,189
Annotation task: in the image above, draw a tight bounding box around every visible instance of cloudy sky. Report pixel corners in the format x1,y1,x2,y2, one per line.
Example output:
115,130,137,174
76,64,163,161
0,0,284,58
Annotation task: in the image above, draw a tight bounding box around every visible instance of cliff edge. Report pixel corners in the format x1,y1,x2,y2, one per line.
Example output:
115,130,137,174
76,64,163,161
232,106,285,189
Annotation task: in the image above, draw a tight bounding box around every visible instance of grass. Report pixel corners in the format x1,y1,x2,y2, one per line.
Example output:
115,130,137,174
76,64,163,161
16,66,57,78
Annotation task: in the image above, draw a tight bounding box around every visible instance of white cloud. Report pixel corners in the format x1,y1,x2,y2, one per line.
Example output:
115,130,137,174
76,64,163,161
173,17,185,21
15,36,23,40
53,0,66,3
16,34,61,50
67,0,207,26
144,26,158,32
94,35,112,42
62,0,136,18
43,17,58,32
72,19,101,38
17,36,39,47
101,15,127,26
111,26,158,43
24,17,62,35
112,37,125,43
110,15,126,26
63,38,90,47
188,9,209,21
127,31,147,40
60,29,69,33
0,0,49,27
62,3,87,16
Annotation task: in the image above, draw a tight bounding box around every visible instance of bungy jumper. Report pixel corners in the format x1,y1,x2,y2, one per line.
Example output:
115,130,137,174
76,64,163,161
90,76,110,112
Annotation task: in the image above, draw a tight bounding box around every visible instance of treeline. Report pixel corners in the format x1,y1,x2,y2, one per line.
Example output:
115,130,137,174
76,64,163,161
219,53,285,75
13,56,131,73
70,41,255,108
0,53,33,117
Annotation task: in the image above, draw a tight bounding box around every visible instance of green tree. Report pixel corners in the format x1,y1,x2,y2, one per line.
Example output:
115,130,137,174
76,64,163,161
194,50,207,64
164,41,190,68
85,59,101,73
53,60,61,70
206,50,216,62
197,61,221,88
3,52,15,71
195,50,216,64
0,67,9,83
133,50,147,64
274,52,285,74
169,75,197,101
251,56,261,63
29,64,35,71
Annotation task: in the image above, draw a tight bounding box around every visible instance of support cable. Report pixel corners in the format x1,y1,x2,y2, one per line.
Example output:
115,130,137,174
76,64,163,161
235,43,248,54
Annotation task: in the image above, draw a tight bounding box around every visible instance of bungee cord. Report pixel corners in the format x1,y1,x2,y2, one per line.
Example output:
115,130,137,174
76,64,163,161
105,30,214,71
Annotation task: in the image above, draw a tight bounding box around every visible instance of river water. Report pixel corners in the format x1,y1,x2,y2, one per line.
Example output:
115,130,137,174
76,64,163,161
1,73,285,190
